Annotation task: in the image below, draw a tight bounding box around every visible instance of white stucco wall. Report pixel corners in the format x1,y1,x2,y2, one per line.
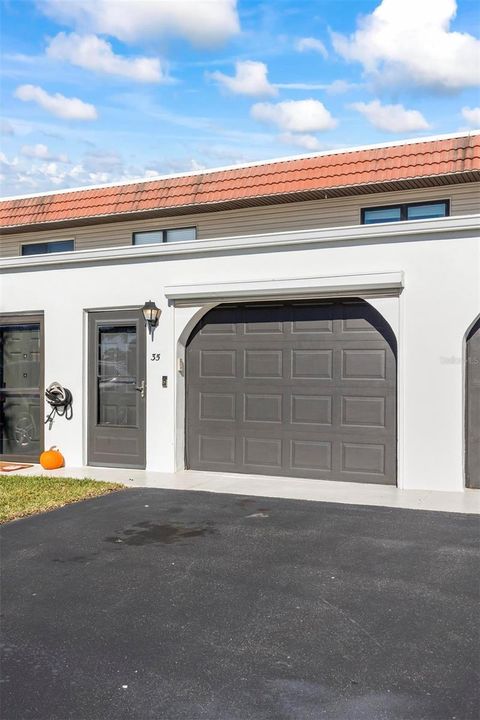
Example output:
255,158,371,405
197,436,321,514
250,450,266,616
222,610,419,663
1,217,479,491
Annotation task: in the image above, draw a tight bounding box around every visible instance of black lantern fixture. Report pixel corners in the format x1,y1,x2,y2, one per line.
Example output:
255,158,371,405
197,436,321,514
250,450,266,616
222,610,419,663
142,300,161,337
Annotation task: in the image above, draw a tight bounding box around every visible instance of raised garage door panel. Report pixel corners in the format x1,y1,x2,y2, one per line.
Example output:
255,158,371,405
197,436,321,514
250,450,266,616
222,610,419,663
186,301,397,484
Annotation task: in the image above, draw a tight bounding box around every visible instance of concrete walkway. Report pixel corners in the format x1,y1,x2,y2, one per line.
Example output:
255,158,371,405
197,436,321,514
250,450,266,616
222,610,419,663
11,464,480,514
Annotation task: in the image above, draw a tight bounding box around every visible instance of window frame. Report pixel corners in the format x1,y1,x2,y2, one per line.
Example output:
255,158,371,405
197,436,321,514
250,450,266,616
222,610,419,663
21,238,75,256
361,199,450,225
132,226,197,246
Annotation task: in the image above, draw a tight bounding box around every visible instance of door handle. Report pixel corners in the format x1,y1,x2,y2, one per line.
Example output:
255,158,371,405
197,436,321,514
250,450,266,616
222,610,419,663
135,380,146,398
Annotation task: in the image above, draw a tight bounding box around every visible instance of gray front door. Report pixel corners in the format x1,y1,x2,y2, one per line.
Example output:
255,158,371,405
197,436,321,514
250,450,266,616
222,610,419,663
0,315,43,461
466,318,480,488
88,310,146,468
186,300,397,484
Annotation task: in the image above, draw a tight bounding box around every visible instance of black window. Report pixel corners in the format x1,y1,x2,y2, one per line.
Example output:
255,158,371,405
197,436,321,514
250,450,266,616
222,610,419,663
362,200,449,225
165,227,197,242
133,227,196,245
133,230,164,245
361,206,402,224
22,239,74,256
406,202,449,220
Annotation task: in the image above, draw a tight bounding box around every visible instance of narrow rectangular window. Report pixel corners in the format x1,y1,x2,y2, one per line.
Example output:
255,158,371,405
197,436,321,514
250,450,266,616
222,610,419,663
133,230,164,245
362,200,449,225
164,227,196,242
362,206,402,225
406,201,449,220
22,240,74,256
133,227,196,245
22,243,48,256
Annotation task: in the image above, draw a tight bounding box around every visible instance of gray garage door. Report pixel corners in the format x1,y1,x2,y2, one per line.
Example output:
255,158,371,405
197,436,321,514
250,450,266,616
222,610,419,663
186,300,397,484
466,318,480,489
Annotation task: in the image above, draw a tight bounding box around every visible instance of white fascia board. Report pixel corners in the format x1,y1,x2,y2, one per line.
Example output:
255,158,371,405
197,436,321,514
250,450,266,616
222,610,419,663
1,214,479,272
165,272,404,306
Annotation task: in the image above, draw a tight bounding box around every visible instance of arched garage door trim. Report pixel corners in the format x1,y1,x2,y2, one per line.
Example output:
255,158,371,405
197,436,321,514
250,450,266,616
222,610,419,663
185,298,397,485
465,315,480,488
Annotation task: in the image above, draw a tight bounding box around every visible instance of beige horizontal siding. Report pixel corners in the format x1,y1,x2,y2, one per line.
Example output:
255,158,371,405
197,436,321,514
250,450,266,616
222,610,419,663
1,182,479,257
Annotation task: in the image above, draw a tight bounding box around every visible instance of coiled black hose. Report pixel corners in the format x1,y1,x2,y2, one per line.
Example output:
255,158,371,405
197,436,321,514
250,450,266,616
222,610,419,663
45,381,73,426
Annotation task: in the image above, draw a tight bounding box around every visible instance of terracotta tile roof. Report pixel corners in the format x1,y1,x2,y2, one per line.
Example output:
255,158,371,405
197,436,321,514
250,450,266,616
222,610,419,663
1,134,479,231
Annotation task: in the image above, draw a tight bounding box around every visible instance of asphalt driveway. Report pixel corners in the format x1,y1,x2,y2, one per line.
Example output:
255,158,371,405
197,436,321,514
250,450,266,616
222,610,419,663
1,489,479,720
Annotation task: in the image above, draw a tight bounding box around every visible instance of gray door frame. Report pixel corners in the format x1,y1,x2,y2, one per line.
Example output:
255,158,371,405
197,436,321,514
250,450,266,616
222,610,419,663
87,309,147,469
0,313,44,462
466,316,480,488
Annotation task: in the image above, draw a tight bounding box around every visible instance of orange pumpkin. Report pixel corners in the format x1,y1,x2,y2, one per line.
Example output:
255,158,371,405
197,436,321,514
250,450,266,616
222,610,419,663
39,446,65,470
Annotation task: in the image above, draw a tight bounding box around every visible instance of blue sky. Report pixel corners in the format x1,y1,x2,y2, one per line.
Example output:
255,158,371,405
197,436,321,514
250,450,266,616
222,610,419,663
1,0,479,196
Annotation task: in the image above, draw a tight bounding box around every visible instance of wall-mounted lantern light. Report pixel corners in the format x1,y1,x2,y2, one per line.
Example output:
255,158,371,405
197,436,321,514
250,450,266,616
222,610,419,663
142,300,161,337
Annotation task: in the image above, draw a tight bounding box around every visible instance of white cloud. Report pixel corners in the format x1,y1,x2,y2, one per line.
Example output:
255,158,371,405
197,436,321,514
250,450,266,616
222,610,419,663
209,61,277,97
275,79,360,94
278,132,321,150
39,0,240,47
351,99,430,133
21,143,48,158
1,119,15,136
332,0,480,90
295,37,328,58
46,33,166,83
251,99,337,133
82,149,123,174
461,107,480,127
327,80,358,95
0,149,128,193
0,152,18,170
14,85,98,120
0,145,214,195
21,143,69,162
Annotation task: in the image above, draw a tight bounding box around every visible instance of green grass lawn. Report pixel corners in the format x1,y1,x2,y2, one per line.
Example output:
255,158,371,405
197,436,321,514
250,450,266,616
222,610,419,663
0,475,125,523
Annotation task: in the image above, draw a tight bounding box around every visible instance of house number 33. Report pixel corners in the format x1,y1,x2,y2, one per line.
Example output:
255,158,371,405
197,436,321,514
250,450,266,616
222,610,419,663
151,353,161,361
